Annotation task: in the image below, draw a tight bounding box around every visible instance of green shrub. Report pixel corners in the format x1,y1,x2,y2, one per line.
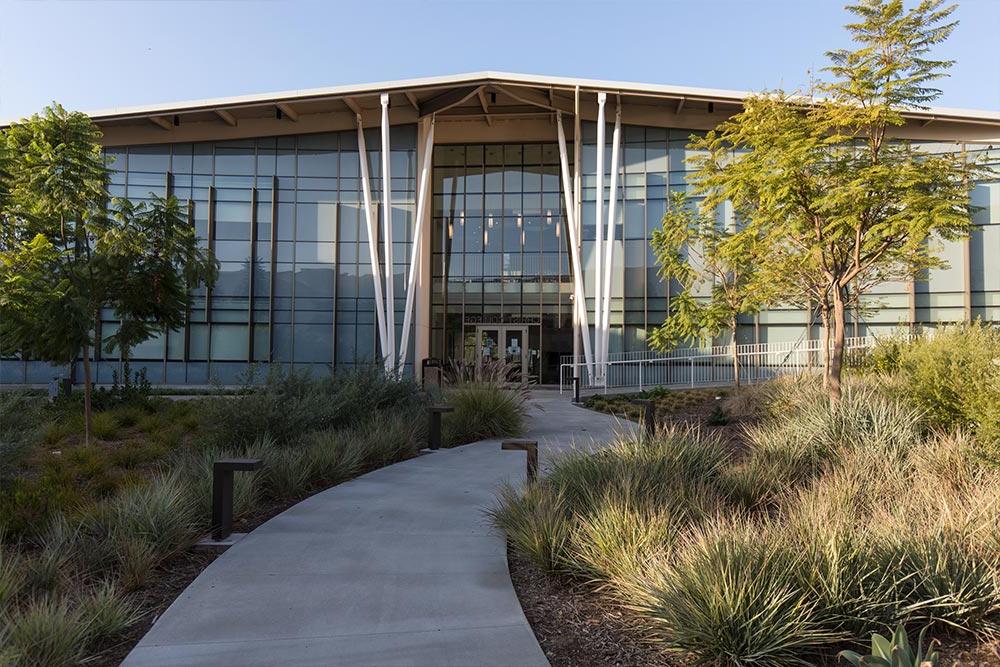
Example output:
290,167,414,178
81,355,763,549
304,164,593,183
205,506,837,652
441,381,528,447
488,483,572,572
104,474,197,562
640,519,840,665
109,441,168,469
0,392,44,481
859,333,910,375
77,580,142,645
494,374,1000,663
109,405,146,429
196,366,422,449
0,544,25,608
568,494,679,590
896,323,1000,438
5,596,88,667
90,412,120,441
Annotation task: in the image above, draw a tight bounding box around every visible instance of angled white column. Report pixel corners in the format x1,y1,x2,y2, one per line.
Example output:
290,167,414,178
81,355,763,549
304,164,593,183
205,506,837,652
594,93,607,377
572,86,582,375
356,113,389,364
398,116,435,370
557,112,594,380
600,103,622,373
380,93,395,372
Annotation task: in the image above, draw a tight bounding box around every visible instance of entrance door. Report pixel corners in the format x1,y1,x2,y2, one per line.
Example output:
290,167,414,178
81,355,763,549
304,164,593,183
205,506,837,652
476,325,527,382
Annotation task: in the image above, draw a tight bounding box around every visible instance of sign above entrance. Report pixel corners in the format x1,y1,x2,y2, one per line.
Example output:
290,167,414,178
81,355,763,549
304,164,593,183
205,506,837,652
464,314,541,326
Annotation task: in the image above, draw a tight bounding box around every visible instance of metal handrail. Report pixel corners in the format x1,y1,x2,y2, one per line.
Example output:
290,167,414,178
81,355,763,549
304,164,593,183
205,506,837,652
559,335,881,393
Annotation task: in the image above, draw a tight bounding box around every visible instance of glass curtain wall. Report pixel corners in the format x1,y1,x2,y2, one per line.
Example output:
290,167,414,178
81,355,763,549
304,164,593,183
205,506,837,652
0,128,417,385
430,143,573,383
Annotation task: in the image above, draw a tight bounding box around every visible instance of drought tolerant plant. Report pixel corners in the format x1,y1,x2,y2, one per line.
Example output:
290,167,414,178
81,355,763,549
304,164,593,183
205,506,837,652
839,625,939,667
0,392,43,481
441,381,527,446
77,579,142,646
4,596,89,667
894,323,1000,456
640,519,842,666
196,366,423,449
496,370,1000,664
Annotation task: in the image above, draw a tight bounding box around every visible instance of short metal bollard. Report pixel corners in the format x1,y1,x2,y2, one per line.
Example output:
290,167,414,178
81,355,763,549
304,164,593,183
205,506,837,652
572,375,581,404
427,405,454,450
212,458,263,541
630,399,656,436
501,439,538,484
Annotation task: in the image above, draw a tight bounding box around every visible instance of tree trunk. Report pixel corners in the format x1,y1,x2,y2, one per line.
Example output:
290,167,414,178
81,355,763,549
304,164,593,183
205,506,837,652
820,307,831,389
829,287,847,402
731,322,741,388
81,342,93,446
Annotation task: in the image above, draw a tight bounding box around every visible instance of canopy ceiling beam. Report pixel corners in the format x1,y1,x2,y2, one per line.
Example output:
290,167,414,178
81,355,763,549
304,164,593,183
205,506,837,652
404,92,420,112
214,109,237,127
276,102,299,121
492,84,574,114
149,116,173,131
477,89,493,126
418,85,483,117
343,97,363,116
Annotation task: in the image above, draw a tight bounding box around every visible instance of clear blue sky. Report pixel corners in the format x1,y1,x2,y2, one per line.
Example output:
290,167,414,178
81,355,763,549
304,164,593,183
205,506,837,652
1,0,997,121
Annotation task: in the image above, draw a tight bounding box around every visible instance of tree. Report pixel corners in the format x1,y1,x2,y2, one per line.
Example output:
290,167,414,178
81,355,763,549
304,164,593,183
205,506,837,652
650,192,771,387
684,0,983,400
0,105,217,443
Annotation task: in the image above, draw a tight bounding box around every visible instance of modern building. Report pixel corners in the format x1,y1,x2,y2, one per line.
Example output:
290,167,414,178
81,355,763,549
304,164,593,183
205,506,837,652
2,72,998,387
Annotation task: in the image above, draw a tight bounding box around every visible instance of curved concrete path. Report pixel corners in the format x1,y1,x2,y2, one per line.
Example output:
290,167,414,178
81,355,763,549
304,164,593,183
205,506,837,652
124,392,627,667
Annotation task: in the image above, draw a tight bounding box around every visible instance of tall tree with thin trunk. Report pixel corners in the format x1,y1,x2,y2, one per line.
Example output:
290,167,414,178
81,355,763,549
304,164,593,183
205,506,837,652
650,192,772,387
684,0,983,400
0,105,216,442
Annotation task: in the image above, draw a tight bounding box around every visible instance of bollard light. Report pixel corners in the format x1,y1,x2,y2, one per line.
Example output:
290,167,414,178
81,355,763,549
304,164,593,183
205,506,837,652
501,439,539,483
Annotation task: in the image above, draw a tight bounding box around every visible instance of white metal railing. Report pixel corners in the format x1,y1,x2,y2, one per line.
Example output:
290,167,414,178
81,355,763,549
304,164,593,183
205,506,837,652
559,336,880,393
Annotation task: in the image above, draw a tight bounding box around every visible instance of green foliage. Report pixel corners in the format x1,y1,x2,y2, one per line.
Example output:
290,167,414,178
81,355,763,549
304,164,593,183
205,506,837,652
77,580,142,645
682,0,982,399
860,334,909,375
650,192,771,386
0,544,25,609
4,596,88,667
89,412,119,441
0,392,43,481
441,381,527,446
894,323,1000,453
196,366,422,449
642,520,841,666
839,625,939,667
0,105,217,443
496,372,1000,663
489,484,572,573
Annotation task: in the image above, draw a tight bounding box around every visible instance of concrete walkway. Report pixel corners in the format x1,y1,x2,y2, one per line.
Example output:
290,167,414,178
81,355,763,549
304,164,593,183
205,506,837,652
124,393,627,667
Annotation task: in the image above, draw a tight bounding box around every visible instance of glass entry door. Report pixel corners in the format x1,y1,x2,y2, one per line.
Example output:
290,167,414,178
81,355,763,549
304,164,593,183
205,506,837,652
476,325,528,382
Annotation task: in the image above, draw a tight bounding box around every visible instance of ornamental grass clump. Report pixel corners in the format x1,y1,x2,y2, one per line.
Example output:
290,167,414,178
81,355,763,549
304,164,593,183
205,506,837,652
442,382,527,446
494,372,1000,664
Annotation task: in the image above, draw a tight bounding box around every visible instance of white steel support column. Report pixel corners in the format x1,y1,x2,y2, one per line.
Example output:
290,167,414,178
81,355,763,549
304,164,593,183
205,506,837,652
356,114,389,364
572,86,582,380
380,93,395,371
557,112,594,379
594,93,607,379
600,101,622,372
398,115,435,370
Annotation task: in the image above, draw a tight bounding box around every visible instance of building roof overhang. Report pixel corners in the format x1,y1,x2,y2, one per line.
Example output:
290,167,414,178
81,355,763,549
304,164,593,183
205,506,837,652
5,71,997,144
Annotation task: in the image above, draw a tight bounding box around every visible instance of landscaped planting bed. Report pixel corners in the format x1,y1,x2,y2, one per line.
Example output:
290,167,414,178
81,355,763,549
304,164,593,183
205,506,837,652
0,367,434,666
495,326,1000,665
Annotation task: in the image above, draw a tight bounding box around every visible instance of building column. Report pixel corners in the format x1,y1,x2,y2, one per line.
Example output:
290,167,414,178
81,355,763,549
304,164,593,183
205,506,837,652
413,118,435,373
